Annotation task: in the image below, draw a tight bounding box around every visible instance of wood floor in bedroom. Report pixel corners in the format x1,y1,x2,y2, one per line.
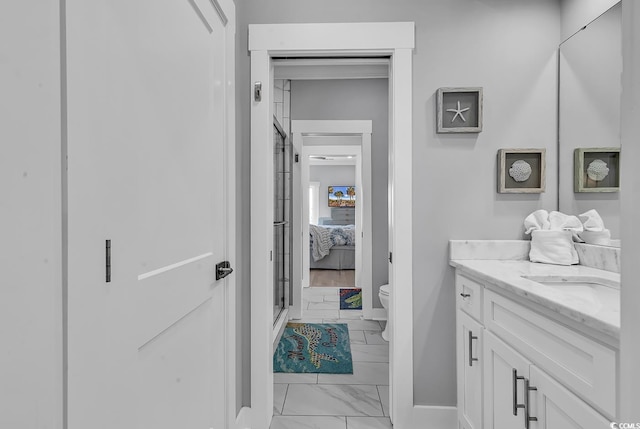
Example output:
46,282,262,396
309,269,356,287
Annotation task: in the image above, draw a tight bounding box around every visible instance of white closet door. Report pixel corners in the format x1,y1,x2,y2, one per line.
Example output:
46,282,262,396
66,1,234,428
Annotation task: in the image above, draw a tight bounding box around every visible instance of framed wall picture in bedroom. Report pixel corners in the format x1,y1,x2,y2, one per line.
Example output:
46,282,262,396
328,186,356,207
497,148,546,193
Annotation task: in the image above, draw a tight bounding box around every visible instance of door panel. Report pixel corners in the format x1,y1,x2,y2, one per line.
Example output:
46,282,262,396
457,311,483,429
529,366,611,429
484,331,531,429
137,255,217,352
66,0,233,428
66,1,139,426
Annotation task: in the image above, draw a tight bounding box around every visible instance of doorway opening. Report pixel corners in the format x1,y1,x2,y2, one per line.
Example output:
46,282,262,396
249,22,415,429
307,150,358,289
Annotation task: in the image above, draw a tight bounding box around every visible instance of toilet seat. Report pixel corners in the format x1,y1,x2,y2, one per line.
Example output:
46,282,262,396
379,284,390,296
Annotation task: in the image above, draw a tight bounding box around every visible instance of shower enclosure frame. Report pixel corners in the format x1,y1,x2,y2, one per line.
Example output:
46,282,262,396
272,116,292,327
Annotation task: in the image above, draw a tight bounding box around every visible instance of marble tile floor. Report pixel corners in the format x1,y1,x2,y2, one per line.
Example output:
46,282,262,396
271,287,392,429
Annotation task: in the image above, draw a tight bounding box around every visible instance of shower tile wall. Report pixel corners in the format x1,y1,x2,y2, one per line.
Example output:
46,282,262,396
274,79,291,136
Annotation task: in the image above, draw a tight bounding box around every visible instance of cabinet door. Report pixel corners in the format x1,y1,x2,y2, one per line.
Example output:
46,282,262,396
529,366,611,429
457,311,484,429
484,331,531,429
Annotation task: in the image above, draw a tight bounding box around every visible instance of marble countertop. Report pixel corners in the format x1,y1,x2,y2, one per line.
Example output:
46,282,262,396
450,259,620,339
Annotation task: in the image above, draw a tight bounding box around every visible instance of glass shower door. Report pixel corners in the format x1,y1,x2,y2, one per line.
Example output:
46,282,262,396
273,119,291,324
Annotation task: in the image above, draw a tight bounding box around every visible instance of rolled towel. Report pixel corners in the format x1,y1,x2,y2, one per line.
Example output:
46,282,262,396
529,230,579,265
549,211,583,241
579,209,605,231
524,209,550,234
549,211,583,232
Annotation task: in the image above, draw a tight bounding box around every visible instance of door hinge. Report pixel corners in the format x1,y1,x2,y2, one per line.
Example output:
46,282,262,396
389,252,393,263
254,81,262,102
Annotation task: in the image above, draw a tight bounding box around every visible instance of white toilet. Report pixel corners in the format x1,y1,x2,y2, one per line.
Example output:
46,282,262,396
378,283,391,341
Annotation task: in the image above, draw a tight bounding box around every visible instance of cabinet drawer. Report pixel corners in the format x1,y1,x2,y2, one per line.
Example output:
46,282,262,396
484,289,617,418
456,274,483,322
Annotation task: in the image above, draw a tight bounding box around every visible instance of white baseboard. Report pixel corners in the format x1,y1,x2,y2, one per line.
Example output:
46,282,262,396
235,406,251,429
409,405,457,429
365,308,387,320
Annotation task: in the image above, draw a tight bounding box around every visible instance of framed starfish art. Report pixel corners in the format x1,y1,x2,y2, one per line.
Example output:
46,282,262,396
436,87,483,133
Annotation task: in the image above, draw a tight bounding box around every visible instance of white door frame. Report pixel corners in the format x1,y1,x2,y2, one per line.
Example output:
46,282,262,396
249,22,415,429
292,120,382,322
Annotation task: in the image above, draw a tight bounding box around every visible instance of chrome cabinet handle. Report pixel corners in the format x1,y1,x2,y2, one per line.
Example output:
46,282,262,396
525,379,538,429
468,331,479,366
512,369,525,416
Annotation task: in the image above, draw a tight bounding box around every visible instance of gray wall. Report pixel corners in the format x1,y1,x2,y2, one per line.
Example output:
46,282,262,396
294,79,389,304
236,0,561,408
310,165,356,220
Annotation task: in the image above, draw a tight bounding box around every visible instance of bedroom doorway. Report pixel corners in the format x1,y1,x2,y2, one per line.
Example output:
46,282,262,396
305,145,360,291
290,121,380,322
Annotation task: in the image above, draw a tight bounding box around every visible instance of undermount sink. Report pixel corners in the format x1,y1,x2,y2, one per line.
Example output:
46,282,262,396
521,275,620,313
522,275,619,290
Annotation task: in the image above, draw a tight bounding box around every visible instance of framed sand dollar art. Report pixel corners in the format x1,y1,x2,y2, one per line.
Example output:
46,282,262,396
498,148,546,194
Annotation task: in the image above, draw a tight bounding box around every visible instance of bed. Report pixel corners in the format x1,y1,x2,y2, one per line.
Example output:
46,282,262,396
309,224,356,270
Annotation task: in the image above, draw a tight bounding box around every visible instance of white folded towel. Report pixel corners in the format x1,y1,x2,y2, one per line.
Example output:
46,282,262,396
549,211,583,241
529,230,579,265
524,210,580,265
578,209,605,231
524,209,551,234
549,211,583,233
576,209,611,245
578,230,612,245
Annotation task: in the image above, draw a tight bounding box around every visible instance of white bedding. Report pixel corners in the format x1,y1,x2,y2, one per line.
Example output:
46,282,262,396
309,224,355,261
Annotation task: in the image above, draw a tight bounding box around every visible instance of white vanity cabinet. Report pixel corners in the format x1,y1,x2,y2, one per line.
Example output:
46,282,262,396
457,311,483,429
529,366,612,429
483,331,532,429
456,274,484,429
455,271,617,429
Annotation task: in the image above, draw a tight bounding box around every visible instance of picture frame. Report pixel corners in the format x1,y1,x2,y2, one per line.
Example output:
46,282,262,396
437,87,483,133
497,148,546,194
574,147,620,193
328,185,356,208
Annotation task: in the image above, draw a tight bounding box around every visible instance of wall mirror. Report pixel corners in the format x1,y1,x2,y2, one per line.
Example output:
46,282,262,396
558,1,622,247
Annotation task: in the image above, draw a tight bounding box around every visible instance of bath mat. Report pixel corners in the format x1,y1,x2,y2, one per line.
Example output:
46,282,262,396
273,323,353,374
339,288,362,310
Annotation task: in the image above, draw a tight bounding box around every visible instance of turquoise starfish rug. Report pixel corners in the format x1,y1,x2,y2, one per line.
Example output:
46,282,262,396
273,323,353,374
